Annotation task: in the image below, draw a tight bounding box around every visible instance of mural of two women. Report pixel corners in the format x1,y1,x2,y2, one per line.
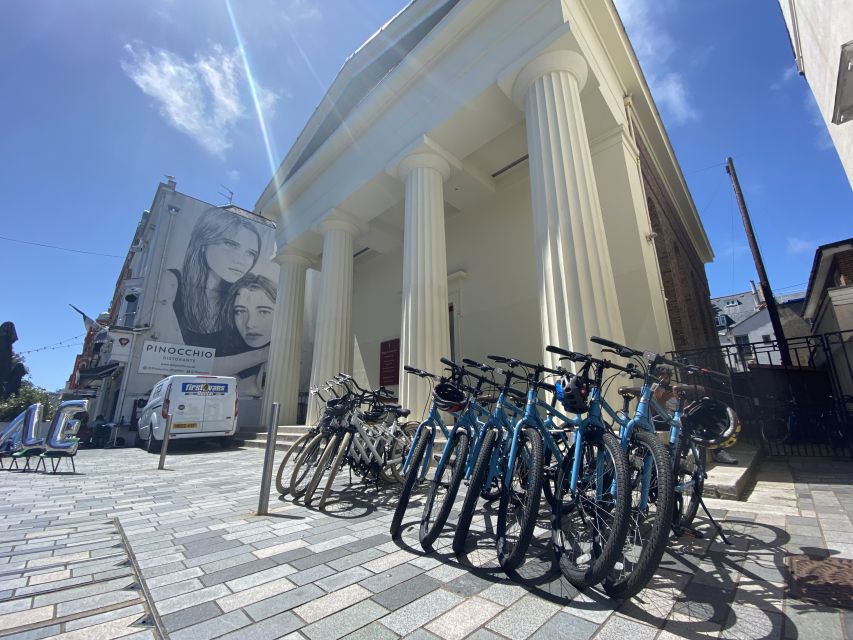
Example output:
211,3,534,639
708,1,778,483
158,207,277,396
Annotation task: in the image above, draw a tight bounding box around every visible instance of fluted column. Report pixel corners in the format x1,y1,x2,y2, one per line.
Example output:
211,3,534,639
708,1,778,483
263,250,310,425
512,50,624,367
398,152,452,417
306,218,358,424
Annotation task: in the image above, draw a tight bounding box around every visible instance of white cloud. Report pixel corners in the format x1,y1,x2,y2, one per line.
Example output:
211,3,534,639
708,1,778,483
614,0,698,125
786,237,816,255
771,65,798,91
284,0,322,23
227,168,241,183
121,43,279,158
721,244,749,258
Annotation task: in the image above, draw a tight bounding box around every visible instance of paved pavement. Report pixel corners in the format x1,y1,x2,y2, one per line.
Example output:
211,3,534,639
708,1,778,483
1,444,852,639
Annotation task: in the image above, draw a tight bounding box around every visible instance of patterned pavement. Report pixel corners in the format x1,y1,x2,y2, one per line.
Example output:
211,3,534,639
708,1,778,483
1,444,851,639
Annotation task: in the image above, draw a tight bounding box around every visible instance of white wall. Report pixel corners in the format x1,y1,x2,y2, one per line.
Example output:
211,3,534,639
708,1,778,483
779,0,853,190
351,170,541,396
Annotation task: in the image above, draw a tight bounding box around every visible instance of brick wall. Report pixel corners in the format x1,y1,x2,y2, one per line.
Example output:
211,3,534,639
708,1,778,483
637,138,719,351
834,249,853,286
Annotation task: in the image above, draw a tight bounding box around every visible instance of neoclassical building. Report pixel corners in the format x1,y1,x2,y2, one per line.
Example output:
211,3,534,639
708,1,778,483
256,0,717,424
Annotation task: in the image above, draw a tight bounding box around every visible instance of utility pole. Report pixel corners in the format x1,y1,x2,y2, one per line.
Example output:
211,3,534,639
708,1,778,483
725,157,792,367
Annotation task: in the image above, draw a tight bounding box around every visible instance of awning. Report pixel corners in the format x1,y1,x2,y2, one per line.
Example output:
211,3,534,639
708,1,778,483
78,362,120,380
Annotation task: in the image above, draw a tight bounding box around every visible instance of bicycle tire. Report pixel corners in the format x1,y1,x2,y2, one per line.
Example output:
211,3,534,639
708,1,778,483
390,428,430,539
761,417,790,445
275,432,312,495
304,432,344,506
453,428,499,555
496,426,543,572
674,444,702,530
420,431,470,550
290,432,327,498
386,422,419,484
319,432,352,509
552,429,630,588
603,429,673,599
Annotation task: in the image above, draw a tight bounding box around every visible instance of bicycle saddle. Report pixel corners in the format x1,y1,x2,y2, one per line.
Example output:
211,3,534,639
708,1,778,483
618,386,642,399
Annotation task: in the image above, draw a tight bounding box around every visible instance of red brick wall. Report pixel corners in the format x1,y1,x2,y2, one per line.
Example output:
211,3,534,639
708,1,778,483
636,138,719,351
834,249,853,286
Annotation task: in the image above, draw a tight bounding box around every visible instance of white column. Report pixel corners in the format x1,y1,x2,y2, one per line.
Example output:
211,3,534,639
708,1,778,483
263,250,310,425
512,50,624,367
397,152,452,417
306,218,358,424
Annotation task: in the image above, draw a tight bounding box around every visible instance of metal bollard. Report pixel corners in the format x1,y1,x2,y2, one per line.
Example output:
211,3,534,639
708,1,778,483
157,413,174,470
257,403,280,516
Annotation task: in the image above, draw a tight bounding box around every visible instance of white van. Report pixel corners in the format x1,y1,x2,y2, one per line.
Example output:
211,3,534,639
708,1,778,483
136,375,238,453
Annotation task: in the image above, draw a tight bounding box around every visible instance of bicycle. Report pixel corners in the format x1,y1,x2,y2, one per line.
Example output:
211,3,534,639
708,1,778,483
490,352,629,583
390,361,468,539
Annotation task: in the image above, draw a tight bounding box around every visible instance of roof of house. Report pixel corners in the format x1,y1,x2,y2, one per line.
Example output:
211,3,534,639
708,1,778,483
803,237,853,320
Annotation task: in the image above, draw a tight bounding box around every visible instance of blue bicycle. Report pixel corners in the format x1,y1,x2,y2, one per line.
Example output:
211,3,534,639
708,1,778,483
491,353,630,582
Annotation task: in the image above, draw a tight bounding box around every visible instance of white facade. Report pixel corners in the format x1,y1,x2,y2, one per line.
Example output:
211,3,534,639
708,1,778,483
257,0,713,422
779,0,853,190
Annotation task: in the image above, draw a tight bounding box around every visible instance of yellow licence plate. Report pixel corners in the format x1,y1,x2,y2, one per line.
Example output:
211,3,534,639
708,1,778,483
172,423,198,430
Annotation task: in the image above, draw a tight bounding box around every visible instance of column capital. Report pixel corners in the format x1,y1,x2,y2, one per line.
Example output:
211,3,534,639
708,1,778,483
510,50,589,108
314,208,366,237
386,135,459,182
272,248,313,268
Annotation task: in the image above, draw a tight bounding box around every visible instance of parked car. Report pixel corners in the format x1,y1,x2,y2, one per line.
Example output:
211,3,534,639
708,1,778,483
136,375,238,453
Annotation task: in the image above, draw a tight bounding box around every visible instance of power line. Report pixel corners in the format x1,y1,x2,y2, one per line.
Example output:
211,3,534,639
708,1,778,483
17,334,86,355
0,235,123,258
18,342,85,355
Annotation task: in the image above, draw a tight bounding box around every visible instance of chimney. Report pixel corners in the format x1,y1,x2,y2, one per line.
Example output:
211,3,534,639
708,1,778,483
750,280,765,310
164,175,176,190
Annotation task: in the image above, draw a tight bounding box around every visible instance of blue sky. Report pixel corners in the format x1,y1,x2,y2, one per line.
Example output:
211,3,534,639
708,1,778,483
2,0,851,392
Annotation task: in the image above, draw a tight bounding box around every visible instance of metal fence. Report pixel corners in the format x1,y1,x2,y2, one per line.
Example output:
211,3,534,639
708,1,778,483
671,330,853,458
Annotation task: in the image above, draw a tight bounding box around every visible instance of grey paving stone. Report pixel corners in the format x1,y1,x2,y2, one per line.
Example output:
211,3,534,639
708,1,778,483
63,603,146,632
316,566,374,593
370,574,443,611
360,563,423,594
182,538,244,559
290,563,337,586
199,557,276,587
244,583,324,622
594,615,658,640
302,599,389,640
530,611,598,640
486,594,562,640
170,609,251,640
0,624,61,640
328,548,385,571
290,547,353,571
217,610,304,640
343,534,393,554
444,571,493,597
340,622,399,640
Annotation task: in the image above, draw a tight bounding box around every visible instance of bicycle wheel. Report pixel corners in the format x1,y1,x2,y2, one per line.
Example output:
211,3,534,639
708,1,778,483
453,428,499,555
673,443,703,531
319,432,352,509
552,429,629,588
386,422,419,484
290,432,327,498
496,427,543,572
275,432,312,495
305,432,344,506
761,417,790,445
603,429,673,599
420,431,470,550
390,427,431,539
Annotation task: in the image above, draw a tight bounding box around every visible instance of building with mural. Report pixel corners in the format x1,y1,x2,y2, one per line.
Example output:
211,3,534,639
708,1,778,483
66,178,314,429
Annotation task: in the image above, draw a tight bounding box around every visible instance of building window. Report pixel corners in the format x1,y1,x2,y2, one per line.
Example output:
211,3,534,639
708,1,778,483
715,315,727,329
122,296,139,327
725,300,739,307
762,334,772,343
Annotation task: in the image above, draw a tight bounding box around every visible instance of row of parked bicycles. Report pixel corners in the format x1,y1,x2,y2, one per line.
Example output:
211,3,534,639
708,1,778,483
390,335,739,599
274,375,417,509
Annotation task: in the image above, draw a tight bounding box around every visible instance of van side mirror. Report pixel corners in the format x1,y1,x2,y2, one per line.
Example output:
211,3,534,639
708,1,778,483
136,398,147,408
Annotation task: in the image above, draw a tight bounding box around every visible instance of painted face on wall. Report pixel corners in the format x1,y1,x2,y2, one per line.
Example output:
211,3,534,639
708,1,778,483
233,287,274,348
205,227,259,284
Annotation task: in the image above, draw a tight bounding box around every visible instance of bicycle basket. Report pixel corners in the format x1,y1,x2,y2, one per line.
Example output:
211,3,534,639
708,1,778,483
555,367,592,414
324,398,349,418
433,381,469,413
681,398,739,446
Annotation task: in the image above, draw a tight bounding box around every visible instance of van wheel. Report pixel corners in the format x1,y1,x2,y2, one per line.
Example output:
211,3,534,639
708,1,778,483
135,431,144,448
146,431,161,454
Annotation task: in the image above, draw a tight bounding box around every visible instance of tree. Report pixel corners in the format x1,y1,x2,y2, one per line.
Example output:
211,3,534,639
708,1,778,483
0,381,57,422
